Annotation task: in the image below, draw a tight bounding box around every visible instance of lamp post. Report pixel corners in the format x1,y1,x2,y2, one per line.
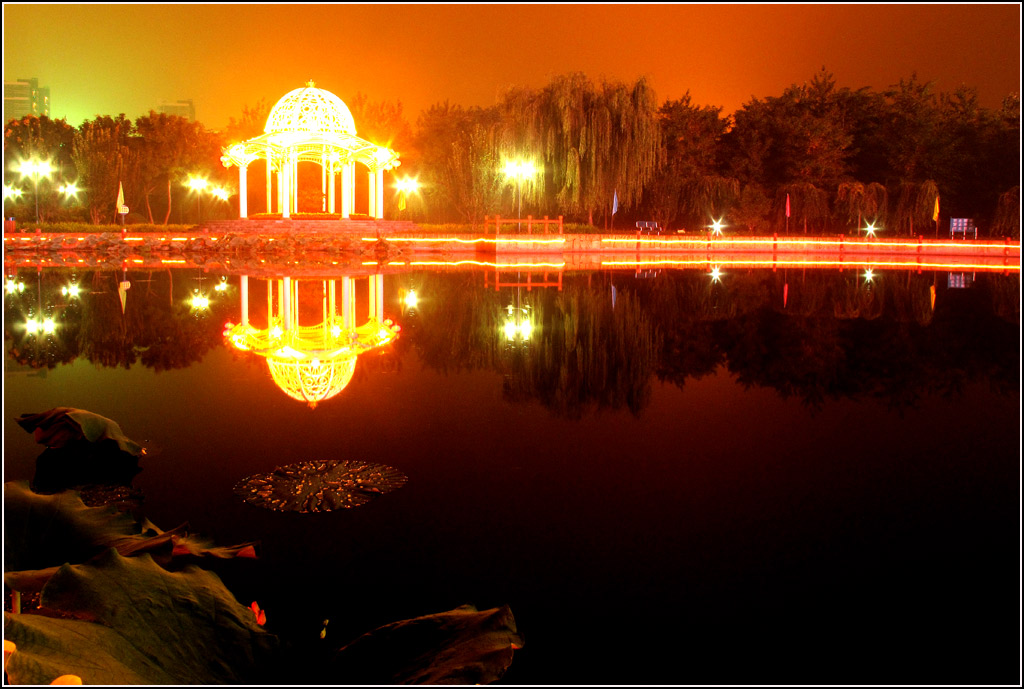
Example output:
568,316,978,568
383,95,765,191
187,177,231,223
4,184,24,222
503,160,536,231
187,176,208,223
18,159,53,225
394,177,419,220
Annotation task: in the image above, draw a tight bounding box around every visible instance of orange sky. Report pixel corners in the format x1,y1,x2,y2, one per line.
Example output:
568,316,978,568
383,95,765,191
4,4,1020,129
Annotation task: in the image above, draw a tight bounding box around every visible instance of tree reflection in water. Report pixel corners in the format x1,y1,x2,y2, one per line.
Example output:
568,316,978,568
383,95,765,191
4,267,1017,415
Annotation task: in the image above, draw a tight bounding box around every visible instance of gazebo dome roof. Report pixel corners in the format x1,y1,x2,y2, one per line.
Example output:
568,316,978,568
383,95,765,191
264,81,357,136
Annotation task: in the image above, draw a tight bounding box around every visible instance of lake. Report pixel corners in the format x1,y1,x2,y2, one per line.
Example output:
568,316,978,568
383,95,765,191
3,264,1020,684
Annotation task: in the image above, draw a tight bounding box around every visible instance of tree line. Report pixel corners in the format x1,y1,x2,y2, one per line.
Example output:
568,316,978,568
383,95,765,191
3,69,1019,236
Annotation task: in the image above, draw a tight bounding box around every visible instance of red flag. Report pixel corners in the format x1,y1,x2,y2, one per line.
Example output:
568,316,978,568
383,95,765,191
398,190,407,211
785,193,790,218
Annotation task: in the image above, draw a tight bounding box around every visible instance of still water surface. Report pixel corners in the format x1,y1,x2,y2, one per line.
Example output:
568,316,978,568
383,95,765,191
3,266,1019,684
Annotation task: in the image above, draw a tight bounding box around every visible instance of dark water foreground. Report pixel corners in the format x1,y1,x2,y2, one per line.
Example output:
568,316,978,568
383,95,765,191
4,266,1019,684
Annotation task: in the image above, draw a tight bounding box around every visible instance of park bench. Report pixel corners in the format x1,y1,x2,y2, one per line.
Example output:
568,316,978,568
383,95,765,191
949,218,977,240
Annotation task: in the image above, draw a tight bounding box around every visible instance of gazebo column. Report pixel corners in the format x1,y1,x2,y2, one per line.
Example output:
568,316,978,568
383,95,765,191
238,163,248,219
341,163,352,217
375,273,384,319
321,150,327,212
241,275,249,326
348,163,356,216
342,276,353,329
375,168,385,220
367,169,376,218
328,158,336,213
292,155,299,214
282,277,292,330
280,156,289,218
266,156,273,214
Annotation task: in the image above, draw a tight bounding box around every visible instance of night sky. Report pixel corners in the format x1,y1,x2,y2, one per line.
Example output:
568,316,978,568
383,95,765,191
4,4,1020,129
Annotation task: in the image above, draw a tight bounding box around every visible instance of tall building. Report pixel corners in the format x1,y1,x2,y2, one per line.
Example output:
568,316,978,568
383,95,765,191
158,99,195,121
4,77,50,123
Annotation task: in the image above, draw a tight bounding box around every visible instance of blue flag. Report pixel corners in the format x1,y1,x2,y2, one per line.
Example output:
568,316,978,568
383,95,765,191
612,190,618,215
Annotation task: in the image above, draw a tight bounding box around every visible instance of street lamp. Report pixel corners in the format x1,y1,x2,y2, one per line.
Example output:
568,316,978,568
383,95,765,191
863,221,880,238
503,160,536,231
709,218,725,237
4,185,24,223
18,159,53,225
395,177,419,218
59,182,80,200
187,176,208,223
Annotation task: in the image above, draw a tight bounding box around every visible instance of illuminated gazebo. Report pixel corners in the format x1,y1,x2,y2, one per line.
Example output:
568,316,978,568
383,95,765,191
224,274,399,408
220,81,400,220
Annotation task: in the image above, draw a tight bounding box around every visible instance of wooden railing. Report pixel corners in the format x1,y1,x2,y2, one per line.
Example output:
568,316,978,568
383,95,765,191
483,214,563,235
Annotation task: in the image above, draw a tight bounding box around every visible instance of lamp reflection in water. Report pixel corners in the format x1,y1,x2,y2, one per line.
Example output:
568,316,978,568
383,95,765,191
224,273,400,408
503,286,533,345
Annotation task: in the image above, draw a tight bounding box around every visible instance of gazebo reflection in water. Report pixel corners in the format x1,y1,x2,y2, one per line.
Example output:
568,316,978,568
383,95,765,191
224,273,400,408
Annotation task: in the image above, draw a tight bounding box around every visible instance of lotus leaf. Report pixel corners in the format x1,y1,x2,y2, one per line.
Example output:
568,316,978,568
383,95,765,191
16,407,144,457
3,482,258,586
233,459,408,513
331,603,523,684
3,549,278,685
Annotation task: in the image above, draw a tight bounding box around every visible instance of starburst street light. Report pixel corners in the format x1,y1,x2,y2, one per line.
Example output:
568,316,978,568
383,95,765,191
4,184,24,203
709,219,725,236
187,176,208,223
864,222,880,238
864,269,875,282
709,265,723,283
18,158,53,225
59,182,80,199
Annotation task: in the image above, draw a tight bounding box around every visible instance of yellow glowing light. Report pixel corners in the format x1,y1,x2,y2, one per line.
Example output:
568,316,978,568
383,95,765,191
271,325,283,338
864,269,875,281
25,318,38,334
61,284,81,298
4,184,24,201
6,279,19,294
330,324,341,338
519,320,533,340
214,281,227,292
864,222,878,237
710,266,723,282
42,317,56,334
266,356,357,409
211,187,230,201
395,177,419,194
59,182,80,198
18,159,52,180
710,219,725,236
504,160,537,179
187,177,208,192
403,290,418,308
504,320,517,341
190,294,210,309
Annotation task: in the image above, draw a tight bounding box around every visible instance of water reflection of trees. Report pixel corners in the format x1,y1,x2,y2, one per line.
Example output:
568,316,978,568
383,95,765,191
406,269,1019,415
8,268,1017,416
4,270,232,371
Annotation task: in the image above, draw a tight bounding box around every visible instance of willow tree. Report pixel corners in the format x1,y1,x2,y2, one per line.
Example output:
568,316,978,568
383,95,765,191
836,181,888,231
416,103,504,223
892,179,939,236
497,73,662,225
991,186,1020,238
